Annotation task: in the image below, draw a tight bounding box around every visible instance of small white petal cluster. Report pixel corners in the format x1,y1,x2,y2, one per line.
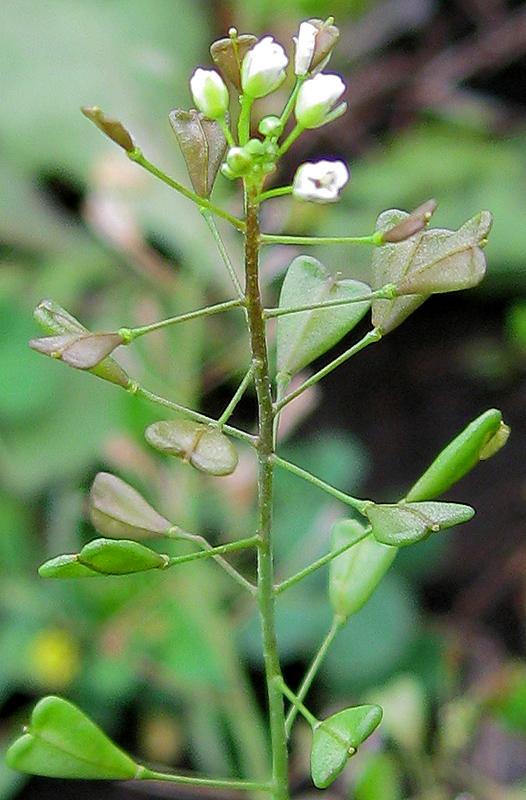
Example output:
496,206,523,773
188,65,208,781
295,73,346,129
190,68,229,119
294,21,317,76
292,160,349,204
241,36,289,98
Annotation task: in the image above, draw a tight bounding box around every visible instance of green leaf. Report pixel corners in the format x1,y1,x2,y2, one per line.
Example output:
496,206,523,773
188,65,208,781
329,521,397,620
90,472,172,540
5,695,143,779
405,408,509,502
145,420,238,476
366,501,474,547
310,705,383,788
276,256,371,382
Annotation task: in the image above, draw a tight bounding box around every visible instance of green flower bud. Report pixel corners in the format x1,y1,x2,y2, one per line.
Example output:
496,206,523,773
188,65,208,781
189,68,229,120
241,36,288,99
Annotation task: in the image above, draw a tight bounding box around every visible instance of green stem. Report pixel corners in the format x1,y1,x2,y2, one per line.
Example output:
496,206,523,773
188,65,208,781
140,766,271,792
238,95,254,145
166,535,258,594
119,299,244,342
277,76,306,133
272,454,369,515
265,286,396,319
275,527,370,594
277,678,318,728
128,148,245,231
218,114,236,148
277,123,304,157
217,366,255,428
201,209,245,298
275,329,382,412
285,617,344,737
260,232,382,246
244,188,290,800
131,384,257,447
257,186,293,203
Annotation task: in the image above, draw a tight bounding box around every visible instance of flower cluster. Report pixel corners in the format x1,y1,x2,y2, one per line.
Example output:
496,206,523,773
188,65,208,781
183,18,348,202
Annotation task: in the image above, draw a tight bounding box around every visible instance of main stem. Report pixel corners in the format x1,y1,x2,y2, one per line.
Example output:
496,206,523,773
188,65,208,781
244,188,289,800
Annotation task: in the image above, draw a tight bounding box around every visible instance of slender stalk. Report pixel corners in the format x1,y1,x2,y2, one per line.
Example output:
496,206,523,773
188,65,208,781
285,617,344,737
274,329,382,412
128,148,245,231
260,232,382,246
265,285,395,318
132,384,257,446
201,209,245,298
140,766,271,792
217,366,255,428
275,526,370,594
272,454,370,514
166,535,258,594
120,298,244,342
244,188,290,800
257,186,293,203
277,678,318,728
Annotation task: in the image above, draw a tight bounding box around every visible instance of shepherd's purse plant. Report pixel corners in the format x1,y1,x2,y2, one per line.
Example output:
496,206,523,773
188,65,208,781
6,16,509,800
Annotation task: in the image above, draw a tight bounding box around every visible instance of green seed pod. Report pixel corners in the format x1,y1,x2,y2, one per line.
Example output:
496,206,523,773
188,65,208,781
366,501,474,547
78,538,169,575
406,409,509,502
145,419,238,476
276,256,371,384
90,472,171,540
311,705,383,789
5,695,142,779
38,554,100,579
329,520,397,620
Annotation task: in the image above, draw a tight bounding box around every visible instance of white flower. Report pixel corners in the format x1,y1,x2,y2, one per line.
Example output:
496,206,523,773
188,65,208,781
241,36,289,98
294,21,317,76
190,68,229,119
295,73,346,129
292,160,350,203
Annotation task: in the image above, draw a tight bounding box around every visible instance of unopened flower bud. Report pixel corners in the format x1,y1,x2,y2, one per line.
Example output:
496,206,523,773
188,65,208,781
292,160,349,203
259,115,281,137
81,107,135,153
294,18,339,76
189,68,229,120
223,145,253,178
210,30,258,92
241,36,288,99
295,73,346,129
